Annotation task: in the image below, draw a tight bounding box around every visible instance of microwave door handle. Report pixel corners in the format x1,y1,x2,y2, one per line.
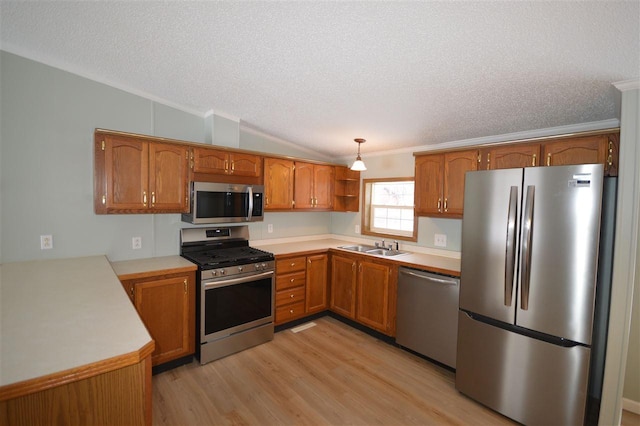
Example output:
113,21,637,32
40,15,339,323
247,186,253,221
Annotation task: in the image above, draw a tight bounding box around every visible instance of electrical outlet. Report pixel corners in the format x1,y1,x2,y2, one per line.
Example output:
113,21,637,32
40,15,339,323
434,233,447,247
40,235,53,250
132,237,142,250
355,224,361,234
267,224,273,234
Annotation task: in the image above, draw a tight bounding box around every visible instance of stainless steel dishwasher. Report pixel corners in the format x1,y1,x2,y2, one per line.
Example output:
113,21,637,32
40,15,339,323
396,267,460,368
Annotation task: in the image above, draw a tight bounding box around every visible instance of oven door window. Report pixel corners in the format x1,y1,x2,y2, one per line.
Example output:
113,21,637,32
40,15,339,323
204,275,272,336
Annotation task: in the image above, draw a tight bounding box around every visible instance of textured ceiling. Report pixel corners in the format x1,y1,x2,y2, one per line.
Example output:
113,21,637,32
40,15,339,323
1,1,638,158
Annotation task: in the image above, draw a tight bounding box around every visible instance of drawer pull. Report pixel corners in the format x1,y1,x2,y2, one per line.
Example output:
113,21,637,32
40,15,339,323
290,294,294,298
291,262,296,267
290,309,294,314
290,278,295,283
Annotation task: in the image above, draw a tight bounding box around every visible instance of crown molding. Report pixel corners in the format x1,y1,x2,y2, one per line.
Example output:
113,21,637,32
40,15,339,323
613,79,640,91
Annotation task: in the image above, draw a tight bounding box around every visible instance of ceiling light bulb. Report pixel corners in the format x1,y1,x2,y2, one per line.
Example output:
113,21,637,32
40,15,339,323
351,138,366,171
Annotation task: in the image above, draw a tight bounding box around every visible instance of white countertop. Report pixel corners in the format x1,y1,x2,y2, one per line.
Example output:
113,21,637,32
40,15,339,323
253,237,461,276
0,256,152,388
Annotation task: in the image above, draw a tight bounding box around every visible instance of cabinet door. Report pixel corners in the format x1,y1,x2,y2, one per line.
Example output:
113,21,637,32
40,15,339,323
542,135,608,168
484,143,541,170
414,154,444,216
330,255,357,319
103,135,148,211
306,254,328,314
294,162,315,209
264,158,295,210
192,147,228,174
356,260,390,333
134,275,192,366
229,153,262,177
313,165,335,210
148,143,189,212
443,150,478,217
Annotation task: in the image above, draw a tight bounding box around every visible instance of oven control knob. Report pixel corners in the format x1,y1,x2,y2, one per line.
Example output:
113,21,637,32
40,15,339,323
218,269,225,276
255,264,260,270
211,270,217,276
238,266,244,272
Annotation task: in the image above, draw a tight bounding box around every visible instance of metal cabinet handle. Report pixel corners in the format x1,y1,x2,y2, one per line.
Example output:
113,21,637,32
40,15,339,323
437,198,442,212
532,153,537,167
143,191,147,206
151,191,156,206
444,198,448,212
546,153,551,166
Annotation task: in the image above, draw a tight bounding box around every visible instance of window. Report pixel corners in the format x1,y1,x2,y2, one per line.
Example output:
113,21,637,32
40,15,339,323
362,178,417,241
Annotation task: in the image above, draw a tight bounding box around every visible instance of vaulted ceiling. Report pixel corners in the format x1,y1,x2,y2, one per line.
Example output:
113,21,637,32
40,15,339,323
1,1,638,158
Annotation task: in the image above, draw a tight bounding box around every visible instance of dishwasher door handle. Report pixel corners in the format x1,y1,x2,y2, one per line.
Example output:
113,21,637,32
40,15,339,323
399,268,459,286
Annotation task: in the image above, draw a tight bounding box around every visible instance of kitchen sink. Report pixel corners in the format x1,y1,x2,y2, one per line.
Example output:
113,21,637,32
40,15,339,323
338,245,406,257
339,244,378,252
364,248,406,257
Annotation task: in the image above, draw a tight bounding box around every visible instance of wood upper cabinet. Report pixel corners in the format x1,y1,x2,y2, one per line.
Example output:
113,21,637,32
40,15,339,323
482,143,541,170
414,149,479,218
121,271,195,367
542,133,619,175
95,132,189,214
330,254,358,319
192,147,262,178
294,162,334,210
264,157,295,210
306,254,329,314
334,166,361,212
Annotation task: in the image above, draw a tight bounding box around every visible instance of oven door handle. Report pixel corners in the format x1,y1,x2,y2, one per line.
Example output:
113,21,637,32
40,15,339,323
203,270,274,289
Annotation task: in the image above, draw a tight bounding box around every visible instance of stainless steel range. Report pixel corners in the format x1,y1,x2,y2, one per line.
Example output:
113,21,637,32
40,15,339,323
180,226,275,364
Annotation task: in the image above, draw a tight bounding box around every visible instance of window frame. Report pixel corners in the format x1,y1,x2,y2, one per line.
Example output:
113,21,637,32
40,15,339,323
361,177,418,242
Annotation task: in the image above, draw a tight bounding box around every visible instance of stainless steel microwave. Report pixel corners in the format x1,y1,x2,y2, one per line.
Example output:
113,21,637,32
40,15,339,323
181,182,264,224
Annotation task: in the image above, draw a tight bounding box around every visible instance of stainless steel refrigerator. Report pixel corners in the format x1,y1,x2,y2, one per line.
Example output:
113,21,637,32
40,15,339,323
456,163,614,425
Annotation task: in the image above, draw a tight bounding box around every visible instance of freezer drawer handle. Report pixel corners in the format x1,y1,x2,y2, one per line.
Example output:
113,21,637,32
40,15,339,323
504,186,518,307
520,185,535,310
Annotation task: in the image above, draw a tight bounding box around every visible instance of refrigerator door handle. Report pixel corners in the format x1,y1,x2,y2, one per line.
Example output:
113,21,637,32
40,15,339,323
520,185,535,310
504,186,518,307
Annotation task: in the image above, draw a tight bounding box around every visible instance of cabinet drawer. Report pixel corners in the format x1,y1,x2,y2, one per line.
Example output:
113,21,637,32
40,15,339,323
276,286,305,307
275,301,306,323
276,256,306,274
276,271,306,290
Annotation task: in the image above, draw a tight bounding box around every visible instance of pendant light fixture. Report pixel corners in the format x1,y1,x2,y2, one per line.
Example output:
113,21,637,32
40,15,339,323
350,138,367,171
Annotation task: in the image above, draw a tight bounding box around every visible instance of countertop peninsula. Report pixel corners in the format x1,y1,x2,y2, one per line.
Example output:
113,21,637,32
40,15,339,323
0,255,153,398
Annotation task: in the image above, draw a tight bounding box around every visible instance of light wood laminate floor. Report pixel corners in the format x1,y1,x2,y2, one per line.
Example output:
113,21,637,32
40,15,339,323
153,316,516,425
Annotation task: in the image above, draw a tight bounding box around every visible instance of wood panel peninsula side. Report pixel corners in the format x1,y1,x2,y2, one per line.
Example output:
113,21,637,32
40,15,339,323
0,256,154,426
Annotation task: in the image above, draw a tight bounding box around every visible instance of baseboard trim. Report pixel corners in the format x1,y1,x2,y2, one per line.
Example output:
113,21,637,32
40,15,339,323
623,397,640,414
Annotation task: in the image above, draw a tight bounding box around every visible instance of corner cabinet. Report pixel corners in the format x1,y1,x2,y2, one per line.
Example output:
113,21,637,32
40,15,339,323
330,253,397,336
414,149,479,218
120,271,196,367
94,131,190,214
334,166,361,212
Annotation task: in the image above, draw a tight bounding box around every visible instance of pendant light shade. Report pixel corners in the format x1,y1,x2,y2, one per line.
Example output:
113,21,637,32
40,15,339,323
350,138,367,171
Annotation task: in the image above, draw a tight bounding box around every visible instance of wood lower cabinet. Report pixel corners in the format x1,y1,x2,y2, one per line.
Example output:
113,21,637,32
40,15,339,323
275,256,307,324
94,131,190,214
330,253,397,336
121,271,195,366
306,254,329,314
414,149,479,218
275,253,329,324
